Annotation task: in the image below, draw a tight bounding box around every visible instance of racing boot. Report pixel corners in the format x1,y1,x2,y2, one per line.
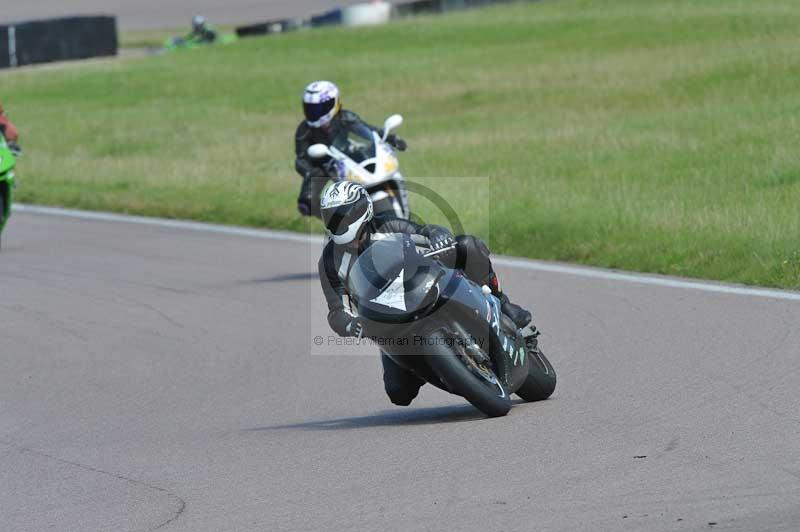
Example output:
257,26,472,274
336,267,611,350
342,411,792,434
521,324,540,353
488,274,532,329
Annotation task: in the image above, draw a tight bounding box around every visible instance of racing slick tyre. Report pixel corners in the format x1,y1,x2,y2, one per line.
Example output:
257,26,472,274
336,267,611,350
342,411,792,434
426,330,511,418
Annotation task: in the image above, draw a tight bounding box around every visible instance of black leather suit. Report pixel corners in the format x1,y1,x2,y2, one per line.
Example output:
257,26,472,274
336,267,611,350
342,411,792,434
318,215,499,406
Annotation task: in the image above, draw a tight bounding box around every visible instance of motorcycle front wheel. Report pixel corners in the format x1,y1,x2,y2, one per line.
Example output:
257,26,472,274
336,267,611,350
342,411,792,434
426,330,511,418
515,347,556,402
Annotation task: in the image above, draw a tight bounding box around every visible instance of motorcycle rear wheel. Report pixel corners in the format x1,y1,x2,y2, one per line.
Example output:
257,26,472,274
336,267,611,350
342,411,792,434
426,331,511,418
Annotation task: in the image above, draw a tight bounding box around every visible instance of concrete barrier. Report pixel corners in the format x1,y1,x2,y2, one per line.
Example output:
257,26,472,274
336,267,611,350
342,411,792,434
342,2,393,27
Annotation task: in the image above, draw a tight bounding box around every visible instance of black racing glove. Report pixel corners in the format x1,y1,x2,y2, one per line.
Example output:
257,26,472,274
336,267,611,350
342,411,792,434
7,142,21,156
387,134,407,152
345,317,364,338
428,226,456,255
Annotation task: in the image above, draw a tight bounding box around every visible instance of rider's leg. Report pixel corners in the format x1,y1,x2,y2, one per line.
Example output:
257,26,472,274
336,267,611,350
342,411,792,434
453,235,532,329
370,195,403,219
393,180,411,219
381,352,425,406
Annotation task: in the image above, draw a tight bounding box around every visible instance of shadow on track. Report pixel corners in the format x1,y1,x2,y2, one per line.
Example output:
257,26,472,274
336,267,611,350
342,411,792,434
245,401,528,432
241,272,318,284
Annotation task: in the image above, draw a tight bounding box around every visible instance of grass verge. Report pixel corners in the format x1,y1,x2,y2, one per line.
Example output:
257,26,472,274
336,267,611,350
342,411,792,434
3,0,800,288
119,25,238,49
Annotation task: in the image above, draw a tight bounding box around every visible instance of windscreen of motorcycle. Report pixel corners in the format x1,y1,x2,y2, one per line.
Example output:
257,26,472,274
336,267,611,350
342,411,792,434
332,125,376,166
329,125,400,187
348,234,444,322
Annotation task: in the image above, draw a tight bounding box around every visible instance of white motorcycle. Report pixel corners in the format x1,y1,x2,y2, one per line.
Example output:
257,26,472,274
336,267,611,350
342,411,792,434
308,114,410,219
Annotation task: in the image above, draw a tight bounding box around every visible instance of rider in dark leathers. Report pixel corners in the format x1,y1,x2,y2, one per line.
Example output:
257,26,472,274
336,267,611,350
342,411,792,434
188,15,217,44
318,182,533,407
295,81,407,217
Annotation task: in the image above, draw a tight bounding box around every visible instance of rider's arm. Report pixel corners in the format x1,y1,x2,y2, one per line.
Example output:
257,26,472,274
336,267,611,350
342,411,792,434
0,114,18,143
373,217,453,248
294,123,320,178
343,110,407,151
319,244,357,337
295,123,330,216
341,111,377,136
373,217,426,244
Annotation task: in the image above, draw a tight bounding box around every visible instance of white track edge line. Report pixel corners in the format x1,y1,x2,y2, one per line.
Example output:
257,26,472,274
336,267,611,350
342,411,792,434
14,204,322,245
492,257,800,301
14,203,800,302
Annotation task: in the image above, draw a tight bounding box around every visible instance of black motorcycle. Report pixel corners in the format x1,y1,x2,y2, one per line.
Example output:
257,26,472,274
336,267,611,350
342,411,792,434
348,234,556,417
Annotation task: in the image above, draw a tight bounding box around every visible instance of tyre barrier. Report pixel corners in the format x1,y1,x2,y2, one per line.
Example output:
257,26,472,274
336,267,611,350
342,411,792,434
0,16,117,69
393,0,445,16
235,18,306,38
394,0,519,16
234,0,529,40
310,9,344,28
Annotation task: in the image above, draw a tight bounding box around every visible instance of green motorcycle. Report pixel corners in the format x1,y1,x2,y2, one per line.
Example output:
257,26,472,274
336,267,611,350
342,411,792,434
163,32,237,52
0,137,18,251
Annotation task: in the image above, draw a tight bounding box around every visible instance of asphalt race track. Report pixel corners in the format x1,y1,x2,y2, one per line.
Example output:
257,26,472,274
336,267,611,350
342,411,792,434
2,208,799,532
0,0,407,30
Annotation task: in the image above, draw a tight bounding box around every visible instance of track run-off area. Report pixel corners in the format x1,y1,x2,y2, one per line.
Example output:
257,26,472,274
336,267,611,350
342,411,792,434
0,0,409,31
1,206,799,532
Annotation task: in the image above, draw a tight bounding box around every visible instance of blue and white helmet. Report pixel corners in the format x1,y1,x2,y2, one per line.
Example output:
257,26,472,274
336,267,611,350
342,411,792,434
321,182,373,245
303,81,341,128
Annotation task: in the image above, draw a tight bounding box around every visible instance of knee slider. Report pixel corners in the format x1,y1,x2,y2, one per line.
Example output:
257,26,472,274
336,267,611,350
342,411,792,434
455,235,493,282
386,385,420,406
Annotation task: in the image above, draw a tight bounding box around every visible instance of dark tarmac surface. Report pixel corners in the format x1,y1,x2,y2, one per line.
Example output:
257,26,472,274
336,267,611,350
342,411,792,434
2,209,799,531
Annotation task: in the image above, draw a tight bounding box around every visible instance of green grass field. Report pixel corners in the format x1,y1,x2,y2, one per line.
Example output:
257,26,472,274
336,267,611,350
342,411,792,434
3,0,800,288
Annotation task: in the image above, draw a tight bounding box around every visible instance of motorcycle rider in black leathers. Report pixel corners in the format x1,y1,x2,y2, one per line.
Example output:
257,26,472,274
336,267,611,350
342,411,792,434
295,80,407,217
318,181,534,406
188,15,217,44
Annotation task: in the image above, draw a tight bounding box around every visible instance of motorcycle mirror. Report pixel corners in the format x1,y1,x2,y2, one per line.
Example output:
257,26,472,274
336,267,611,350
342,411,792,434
382,114,403,141
307,144,331,159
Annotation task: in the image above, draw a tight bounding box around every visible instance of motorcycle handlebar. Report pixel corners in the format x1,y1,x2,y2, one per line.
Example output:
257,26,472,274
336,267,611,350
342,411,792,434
423,245,457,258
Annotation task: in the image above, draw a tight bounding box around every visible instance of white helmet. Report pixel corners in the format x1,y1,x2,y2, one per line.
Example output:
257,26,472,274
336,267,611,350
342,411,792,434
192,15,207,30
303,81,341,128
321,182,373,245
